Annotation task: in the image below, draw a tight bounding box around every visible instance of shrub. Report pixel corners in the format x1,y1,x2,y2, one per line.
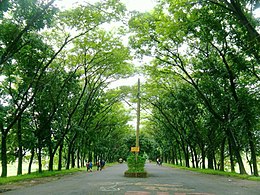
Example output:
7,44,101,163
126,154,145,173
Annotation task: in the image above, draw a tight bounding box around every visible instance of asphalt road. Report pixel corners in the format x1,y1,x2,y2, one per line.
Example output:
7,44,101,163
3,163,260,195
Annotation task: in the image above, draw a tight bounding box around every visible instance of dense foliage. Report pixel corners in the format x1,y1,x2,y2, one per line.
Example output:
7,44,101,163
126,154,146,173
0,0,259,178
0,0,134,177
129,0,260,176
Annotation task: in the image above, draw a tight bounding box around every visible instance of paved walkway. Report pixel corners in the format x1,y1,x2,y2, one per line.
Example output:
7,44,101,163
3,163,260,195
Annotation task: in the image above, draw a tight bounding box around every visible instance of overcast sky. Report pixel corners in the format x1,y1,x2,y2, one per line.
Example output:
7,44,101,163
55,0,157,12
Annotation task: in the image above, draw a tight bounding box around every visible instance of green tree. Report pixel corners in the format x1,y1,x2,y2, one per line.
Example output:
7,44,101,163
129,0,259,175
0,0,131,177
0,0,57,177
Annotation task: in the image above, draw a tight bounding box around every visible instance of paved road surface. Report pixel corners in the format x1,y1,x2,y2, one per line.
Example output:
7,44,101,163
3,163,260,195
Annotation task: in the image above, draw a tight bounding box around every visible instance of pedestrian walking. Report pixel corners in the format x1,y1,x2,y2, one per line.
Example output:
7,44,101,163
156,158,162,166
101,160,105,170
97,160,101,171
86,161,92,172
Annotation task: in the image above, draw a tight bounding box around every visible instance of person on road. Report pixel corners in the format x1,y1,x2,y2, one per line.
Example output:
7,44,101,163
97,160,101,171
86,161,92,172
101,160,105,170
156,158,162,166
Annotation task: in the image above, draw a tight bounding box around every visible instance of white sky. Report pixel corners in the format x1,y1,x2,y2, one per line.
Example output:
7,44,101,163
56,0,157,12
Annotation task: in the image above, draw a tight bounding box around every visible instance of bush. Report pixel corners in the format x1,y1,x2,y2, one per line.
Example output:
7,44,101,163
126,154,145,173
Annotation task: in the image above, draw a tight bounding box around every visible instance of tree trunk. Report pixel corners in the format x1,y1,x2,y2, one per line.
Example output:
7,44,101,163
49,152,54,171
47,126,53,171
228,137,235,172
219,137,226,171
1,127,8,177
174,146,178,165
77,148,80,168
28,147,35,174
190,147,195,168
227,129,247,174
178,146,182,166
88,143,92,162
246,152,253,175
214,155,217,170
82,152,86,167
221,53,248,175
233,146,247,174
164,151,168,164
193,147,199,168
207,148,214,170
17,116,23,175
185,146,190,168
71,148,75,168
201,145,206,169
247,130,258,176
66,144,71,170
37,147,43,173
171,147,175,165
58,143,63,171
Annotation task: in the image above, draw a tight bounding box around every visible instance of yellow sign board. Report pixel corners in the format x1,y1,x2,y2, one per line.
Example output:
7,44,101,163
131,147,140,152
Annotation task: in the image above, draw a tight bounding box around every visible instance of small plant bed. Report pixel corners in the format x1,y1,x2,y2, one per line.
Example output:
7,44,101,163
124,170,147,178
124,154,147,178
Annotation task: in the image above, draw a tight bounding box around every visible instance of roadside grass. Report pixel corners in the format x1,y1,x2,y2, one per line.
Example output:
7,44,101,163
164,163,260,181
0,162,117,185
0,168,85,185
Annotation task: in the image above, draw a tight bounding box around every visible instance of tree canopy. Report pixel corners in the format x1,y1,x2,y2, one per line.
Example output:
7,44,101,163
0,0,259,177
129,0,260,176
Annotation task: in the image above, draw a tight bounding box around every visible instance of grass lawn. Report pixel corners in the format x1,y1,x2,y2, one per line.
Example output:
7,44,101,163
0,163,117,185
0,168,85,185
164,163,260,181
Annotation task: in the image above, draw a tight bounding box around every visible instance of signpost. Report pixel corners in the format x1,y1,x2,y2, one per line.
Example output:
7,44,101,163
129,79,141,157
135,78,141,161
136,78,140,151
131,147,140,152
125,79,147,178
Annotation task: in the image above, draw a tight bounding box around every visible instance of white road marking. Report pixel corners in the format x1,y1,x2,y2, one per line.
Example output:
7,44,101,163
99,182,120,191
